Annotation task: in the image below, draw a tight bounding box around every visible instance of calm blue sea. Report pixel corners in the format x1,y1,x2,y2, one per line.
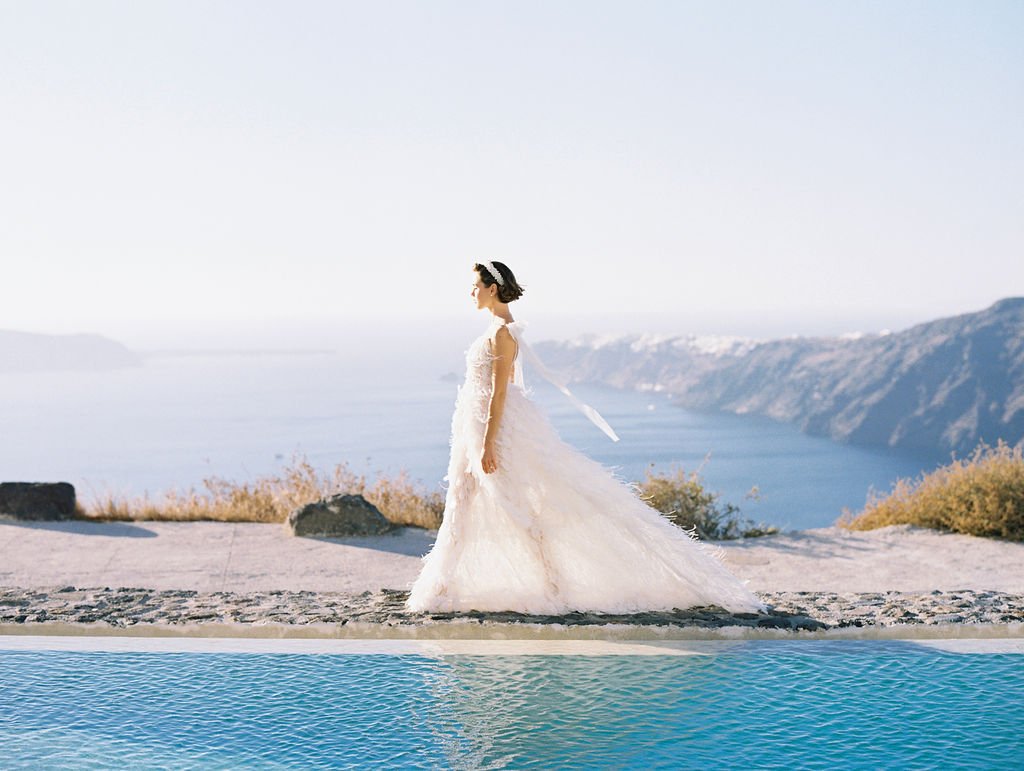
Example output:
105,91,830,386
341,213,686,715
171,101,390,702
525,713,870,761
1,638,1022,769
0,344,948,531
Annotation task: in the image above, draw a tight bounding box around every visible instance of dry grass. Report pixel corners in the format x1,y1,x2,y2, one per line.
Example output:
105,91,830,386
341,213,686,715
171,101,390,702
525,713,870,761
635,458,778,540
77,451,776,538
837,439,1024,541
78,451,445,530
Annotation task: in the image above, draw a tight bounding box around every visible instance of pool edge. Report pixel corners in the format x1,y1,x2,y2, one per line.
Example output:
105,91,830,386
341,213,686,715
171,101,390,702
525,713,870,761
1,619,1021,642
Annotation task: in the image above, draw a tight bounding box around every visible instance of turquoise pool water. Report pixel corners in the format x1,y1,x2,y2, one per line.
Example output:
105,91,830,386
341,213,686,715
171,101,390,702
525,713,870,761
1,637,1022,769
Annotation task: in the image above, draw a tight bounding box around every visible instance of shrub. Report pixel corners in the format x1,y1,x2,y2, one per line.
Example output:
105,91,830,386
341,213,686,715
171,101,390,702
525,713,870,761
837,439,1024,541
79,451,777,539
80,451,445,529
635,458,776,540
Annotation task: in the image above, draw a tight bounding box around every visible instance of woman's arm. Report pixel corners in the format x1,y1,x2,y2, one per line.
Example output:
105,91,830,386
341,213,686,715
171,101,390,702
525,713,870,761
482,326,516,473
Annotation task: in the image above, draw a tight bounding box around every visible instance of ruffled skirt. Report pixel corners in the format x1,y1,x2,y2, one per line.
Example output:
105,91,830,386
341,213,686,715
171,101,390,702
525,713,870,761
405,381,765,615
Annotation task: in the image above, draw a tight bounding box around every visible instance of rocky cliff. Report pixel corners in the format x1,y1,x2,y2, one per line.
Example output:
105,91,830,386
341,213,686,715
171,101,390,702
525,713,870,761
531,298,1024,455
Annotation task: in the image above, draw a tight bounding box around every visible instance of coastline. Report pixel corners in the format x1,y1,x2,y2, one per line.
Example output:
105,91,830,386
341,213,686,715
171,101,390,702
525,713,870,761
1,519,1022,640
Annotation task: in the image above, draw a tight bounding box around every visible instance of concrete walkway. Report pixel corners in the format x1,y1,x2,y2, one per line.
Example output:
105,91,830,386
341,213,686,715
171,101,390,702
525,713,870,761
2,519,1022,594
0,519,433,593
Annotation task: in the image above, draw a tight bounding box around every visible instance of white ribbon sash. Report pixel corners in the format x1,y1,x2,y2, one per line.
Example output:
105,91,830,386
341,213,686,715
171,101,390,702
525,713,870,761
504,320,620,442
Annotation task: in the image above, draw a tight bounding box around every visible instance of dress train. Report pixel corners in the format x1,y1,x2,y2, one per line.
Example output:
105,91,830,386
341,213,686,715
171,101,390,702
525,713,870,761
404,316,765,615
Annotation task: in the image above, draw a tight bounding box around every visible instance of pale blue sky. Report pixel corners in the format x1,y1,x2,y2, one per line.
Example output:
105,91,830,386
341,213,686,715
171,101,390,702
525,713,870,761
1,0,1021,343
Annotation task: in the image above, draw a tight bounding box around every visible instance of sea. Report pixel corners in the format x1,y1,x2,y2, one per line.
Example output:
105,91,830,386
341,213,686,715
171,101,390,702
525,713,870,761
0,313,951,531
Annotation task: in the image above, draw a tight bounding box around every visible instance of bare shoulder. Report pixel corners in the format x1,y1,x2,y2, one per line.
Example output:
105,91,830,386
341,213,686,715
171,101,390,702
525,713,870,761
490,325,517,354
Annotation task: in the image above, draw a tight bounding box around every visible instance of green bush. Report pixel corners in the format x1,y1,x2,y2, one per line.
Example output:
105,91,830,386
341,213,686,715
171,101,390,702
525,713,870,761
635,460,777,540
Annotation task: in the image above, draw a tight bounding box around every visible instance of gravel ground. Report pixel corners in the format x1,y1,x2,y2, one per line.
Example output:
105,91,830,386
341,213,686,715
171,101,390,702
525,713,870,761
2,586,1021,639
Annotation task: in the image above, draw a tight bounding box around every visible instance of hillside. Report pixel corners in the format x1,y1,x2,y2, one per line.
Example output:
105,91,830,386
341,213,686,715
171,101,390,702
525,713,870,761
531,298,1024,455
0,330,141,373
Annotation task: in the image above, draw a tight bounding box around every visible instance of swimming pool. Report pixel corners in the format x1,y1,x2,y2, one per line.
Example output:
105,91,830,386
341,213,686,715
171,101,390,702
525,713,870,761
1,636,1022,769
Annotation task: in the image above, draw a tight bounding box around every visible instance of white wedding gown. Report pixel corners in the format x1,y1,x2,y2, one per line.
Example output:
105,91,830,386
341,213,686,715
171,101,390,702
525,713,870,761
404,316,766,616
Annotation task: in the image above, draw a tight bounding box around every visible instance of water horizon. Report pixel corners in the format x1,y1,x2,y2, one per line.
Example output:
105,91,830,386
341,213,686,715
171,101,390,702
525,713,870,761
0,332,950,531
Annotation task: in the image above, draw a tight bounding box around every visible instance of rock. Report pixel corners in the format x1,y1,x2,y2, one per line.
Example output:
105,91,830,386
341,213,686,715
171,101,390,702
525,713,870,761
0,482,76,520
287,493,396,537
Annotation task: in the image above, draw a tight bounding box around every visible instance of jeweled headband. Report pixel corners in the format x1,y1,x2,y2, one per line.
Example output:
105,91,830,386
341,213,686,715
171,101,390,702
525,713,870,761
481,261,505,286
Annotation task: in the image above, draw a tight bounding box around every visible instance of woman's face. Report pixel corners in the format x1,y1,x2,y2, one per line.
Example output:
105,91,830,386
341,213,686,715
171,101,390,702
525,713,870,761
471,271,494,310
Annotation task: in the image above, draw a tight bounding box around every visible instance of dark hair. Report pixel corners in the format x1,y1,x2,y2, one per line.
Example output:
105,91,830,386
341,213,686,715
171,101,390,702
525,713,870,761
473,261,526,303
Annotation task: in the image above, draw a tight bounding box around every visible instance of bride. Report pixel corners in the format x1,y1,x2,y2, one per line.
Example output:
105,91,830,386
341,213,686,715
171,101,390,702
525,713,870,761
404,261,766,616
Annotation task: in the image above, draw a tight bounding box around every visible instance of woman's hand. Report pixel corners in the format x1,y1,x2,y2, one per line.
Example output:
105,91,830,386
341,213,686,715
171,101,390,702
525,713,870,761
481,441,499,474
